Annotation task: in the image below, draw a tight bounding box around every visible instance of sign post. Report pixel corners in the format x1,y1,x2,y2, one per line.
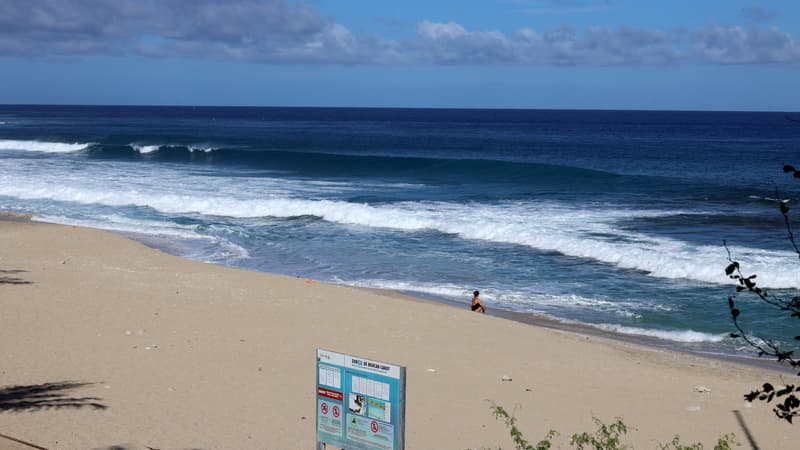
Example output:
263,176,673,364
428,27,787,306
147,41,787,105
316,349,406,450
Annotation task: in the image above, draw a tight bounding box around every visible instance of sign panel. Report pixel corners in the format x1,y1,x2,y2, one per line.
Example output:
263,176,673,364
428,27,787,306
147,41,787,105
316,349,406,450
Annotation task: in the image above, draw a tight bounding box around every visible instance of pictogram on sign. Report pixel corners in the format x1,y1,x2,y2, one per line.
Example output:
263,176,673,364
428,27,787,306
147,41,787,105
317,349,405,449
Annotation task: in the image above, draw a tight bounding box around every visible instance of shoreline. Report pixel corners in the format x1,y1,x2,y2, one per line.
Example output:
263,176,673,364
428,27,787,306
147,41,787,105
13,213,795,373
393,288,792,375
86,215,792,376
2,217,799,449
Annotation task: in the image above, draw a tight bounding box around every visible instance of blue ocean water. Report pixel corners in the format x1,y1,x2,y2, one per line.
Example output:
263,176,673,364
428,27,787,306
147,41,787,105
1,105,799,358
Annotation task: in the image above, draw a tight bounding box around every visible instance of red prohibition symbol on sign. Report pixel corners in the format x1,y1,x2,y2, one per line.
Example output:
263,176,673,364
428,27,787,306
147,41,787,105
332,405,340,418
321,402,328,415
371,420,379,433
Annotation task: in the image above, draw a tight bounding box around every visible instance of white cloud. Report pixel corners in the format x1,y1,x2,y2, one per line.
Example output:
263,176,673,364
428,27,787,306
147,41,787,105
412,21,682,65
418,21,469,40
0,0,798,66
692,25,800,63
416,21,515,64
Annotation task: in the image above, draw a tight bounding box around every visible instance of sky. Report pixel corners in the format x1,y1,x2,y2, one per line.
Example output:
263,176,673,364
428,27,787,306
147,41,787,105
0,0,799,111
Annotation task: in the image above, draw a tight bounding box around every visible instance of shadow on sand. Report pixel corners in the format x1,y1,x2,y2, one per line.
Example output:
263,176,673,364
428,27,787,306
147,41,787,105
92,447,209,450
732,409,761,450
0,269,32,285
0,381,106,412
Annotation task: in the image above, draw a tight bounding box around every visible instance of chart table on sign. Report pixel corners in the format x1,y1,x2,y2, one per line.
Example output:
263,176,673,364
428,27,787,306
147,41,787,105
315,349,406,450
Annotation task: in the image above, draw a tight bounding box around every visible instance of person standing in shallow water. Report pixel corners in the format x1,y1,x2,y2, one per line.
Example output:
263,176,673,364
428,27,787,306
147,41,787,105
471,290,486,313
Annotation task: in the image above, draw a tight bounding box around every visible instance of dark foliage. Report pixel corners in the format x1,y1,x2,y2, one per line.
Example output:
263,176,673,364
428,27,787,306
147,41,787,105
0,268,32,285
725,166,800,423
91,447,208,450
0,381,107,412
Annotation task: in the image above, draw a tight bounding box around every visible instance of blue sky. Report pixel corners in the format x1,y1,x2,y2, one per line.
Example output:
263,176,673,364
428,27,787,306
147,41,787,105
0,0,798,110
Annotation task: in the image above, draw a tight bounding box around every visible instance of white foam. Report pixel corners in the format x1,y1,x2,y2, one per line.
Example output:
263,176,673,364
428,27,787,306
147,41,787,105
2,166,798,288
33,214,250,262
336,278,723,343
344,279,474,299
132,144,160,154
35,214,202,240
502,292,658,318
0,139,91,153
591,323,727,343
342,280,652,319
131,144,219,154
317,202,799,289
188,145,217,153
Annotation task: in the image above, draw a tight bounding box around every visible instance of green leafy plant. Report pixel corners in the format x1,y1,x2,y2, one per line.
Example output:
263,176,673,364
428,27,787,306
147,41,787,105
481,403,737,450
569,417,630,450
488,404,557,450
657,433,738,450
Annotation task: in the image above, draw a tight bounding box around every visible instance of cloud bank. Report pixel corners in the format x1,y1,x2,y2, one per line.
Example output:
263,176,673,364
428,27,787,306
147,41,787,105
1,0,798,65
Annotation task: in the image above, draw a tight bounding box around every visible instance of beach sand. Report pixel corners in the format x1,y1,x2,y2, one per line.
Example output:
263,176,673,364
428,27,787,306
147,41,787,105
1,220,798,449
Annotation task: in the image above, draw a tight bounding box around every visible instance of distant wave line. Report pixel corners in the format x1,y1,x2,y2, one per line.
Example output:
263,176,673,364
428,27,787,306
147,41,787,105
131,144,219,154
0,139,91,153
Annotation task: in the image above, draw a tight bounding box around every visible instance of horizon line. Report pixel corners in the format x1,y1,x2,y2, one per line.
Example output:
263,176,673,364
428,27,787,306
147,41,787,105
1,103,798,114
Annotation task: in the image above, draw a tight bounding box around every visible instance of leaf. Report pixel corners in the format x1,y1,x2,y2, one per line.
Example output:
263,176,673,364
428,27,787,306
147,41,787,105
730,333,740,338
731,308,740,319
725,262,738,275
781,202,790,214
784,165,797,173
777,386,794,397
763,383,775,392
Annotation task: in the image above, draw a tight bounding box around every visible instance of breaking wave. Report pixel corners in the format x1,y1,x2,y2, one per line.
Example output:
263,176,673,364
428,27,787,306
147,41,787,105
131,144,220,154
591,323,728,343
3,176,798,288
0,139,92,153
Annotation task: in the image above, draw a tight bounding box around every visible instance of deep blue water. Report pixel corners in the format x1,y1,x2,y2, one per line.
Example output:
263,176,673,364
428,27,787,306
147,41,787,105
1,105,799,357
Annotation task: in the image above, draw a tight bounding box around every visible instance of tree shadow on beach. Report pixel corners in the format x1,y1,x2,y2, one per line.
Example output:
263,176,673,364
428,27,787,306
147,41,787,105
0,269,32,285
0,381,107,412
732,410,761,450
93,447,209,450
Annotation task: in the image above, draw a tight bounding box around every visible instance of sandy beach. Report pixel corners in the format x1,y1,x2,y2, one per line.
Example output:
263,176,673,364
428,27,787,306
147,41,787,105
1,219,799,450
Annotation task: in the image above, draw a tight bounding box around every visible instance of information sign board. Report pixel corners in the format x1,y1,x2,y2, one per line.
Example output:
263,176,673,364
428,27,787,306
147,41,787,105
316,349,406,450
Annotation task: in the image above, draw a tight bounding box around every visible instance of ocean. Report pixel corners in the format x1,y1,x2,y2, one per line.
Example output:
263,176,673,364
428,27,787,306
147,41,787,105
1,105,799,359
